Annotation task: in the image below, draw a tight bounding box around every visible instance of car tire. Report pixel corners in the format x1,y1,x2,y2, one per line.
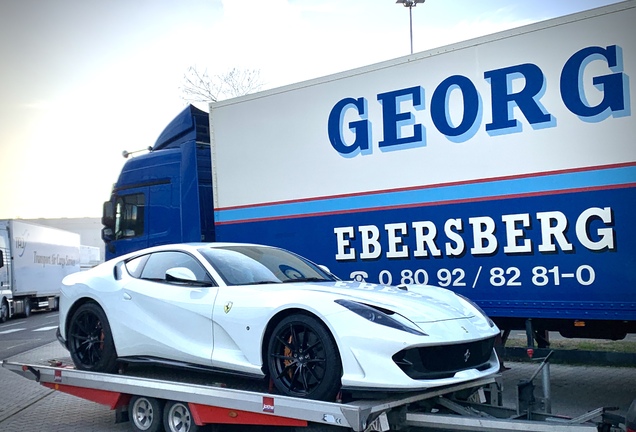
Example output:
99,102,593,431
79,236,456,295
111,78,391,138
129,395,164,432
67,302,118,373
267,314,342,401
163,401,199,432
0,299,8,323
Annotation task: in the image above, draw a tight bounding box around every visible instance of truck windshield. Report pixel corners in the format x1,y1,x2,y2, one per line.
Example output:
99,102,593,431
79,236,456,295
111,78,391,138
198,245,336,286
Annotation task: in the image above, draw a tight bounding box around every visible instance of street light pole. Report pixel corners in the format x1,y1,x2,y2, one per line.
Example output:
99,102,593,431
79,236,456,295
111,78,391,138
396,0,425,54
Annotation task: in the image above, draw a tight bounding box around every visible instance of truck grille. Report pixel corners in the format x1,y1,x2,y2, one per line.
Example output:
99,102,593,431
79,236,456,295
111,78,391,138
392,336,496,380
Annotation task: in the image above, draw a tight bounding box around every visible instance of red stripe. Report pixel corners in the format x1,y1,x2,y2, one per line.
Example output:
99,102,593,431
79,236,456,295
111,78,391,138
189,403,307,427
215,182,636,226
216,161,636,212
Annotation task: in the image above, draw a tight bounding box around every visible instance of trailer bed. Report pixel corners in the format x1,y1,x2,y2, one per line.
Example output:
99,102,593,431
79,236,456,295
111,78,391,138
3,342,627,432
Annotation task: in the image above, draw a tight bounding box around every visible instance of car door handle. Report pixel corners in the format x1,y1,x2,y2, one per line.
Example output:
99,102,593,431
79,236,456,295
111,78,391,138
123,293,132,300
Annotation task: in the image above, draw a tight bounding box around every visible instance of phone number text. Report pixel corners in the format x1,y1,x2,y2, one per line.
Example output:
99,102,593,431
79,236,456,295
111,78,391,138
355,265,596,288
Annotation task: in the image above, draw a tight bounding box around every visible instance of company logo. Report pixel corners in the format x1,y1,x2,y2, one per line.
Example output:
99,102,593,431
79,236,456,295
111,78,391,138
328,45,628,157
15,233,28,257
224,302,233,314
464,349,471,363
262,396,275,413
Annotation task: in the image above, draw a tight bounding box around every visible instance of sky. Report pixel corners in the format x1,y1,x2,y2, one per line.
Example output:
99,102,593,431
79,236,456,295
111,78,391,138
0,0,624,219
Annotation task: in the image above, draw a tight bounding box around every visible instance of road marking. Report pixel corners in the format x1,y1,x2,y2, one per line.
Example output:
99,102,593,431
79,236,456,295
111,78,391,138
6,341,32,350
33,326,57,332
0,320,26,328
0,328,25,335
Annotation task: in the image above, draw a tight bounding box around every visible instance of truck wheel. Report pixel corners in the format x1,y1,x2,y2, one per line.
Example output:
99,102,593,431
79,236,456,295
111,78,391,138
0,299,8,323
267,314,342,401
67,302,118,373
163,401,199,432
129,395,164,432
23,300,31,318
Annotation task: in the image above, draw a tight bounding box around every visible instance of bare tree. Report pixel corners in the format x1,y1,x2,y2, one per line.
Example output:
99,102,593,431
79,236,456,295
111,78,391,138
180,66,264,103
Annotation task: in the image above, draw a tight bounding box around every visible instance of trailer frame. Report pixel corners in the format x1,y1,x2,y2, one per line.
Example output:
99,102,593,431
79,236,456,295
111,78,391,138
2,345,629,432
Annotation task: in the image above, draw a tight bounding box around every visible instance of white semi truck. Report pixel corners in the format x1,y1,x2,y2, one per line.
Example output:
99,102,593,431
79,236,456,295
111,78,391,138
0,220,80,321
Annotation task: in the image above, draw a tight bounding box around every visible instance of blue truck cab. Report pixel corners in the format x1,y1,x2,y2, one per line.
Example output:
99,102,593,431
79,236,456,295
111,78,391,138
102,105,215,259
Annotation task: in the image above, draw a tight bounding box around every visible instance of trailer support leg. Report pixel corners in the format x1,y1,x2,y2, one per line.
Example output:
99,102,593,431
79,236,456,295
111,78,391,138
541,359,552,414
525,319,535,358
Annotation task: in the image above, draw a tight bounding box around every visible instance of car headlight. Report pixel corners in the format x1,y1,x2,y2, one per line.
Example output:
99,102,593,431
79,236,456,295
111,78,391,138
335,299,427,336
457,294,496,328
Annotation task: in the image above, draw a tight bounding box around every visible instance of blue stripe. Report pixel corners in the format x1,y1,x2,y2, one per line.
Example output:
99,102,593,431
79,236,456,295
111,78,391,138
216,165,636,223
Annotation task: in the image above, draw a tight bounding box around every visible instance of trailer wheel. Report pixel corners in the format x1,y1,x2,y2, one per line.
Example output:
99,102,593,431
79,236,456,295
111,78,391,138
267,314,342,401
67,302,118,373
129,396,164,432
163,401,199,432
0,299,8,323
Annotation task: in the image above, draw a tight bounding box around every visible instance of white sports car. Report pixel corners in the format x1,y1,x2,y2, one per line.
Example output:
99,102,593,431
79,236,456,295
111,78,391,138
58,243,500,401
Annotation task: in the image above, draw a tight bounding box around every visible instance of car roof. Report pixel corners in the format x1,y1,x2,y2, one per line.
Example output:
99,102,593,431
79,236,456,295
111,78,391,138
114,242,274,262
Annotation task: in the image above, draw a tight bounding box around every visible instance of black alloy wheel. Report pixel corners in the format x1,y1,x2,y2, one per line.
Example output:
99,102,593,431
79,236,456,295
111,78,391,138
68,302,118,373
268,314,341,401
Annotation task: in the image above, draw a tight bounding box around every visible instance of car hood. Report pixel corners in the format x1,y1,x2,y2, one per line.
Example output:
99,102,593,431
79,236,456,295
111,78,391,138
281,281,474,324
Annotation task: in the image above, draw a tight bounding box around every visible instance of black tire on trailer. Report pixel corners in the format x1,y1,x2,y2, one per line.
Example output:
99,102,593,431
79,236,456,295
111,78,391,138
163,400,199,432
129,395,164,432
67,302,118,373
267,313,342,401
23,299,31,318
0,298,8,323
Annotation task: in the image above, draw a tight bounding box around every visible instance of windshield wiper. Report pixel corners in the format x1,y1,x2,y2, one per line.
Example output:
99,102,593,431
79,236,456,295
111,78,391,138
234,280,282,286
282,277,330,283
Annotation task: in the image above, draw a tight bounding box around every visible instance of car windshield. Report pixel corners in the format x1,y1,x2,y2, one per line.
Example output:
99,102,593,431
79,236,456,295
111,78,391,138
197,245,336,286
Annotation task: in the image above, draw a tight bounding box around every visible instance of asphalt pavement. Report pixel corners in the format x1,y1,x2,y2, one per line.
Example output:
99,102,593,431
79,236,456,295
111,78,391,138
0,310,59,358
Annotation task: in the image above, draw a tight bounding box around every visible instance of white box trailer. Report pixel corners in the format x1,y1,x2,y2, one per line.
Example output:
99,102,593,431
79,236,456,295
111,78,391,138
0,220,80,321
207,1,636,343
79,244,102,270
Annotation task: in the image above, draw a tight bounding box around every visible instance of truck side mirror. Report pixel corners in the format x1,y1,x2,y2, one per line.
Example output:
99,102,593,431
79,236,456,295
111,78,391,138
102,201,115,228
101,227,114,243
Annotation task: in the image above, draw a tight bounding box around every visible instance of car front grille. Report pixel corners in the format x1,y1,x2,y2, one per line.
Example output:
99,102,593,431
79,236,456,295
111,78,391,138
392,336,496,380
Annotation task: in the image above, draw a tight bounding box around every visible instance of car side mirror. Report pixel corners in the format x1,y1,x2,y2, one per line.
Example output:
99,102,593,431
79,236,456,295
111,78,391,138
165,267,197,283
